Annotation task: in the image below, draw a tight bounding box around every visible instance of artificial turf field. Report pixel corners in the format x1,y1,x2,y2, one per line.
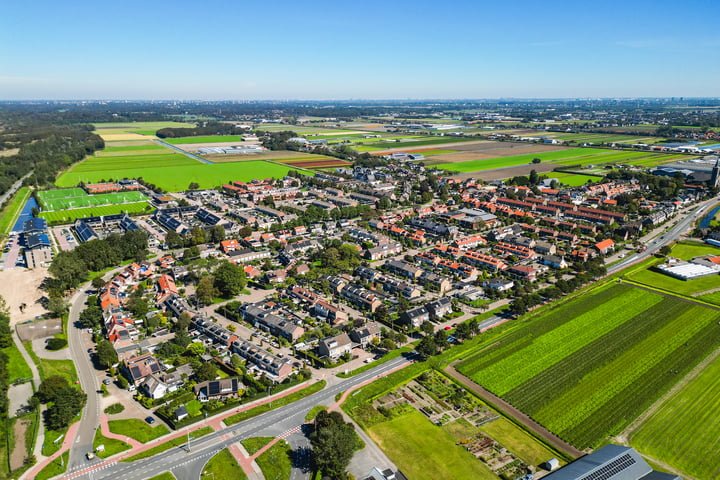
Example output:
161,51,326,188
38,202,151,223
456,283,720,449
37,190,146,211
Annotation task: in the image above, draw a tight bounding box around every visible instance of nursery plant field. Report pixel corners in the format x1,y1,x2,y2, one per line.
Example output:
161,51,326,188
457,283,720,449
630,352,720,480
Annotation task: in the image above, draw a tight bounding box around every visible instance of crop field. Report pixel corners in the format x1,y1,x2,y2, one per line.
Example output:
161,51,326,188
93,121,196,135
545,172,603,186
457,283,720,449
38,202,151,223
440,148,607,172
38,190,146,211
96,144,171,157
200,151,331,163
276,157,352,169
354,136,481,151
58,158,303,192
163,135,246,144
630,352,720,480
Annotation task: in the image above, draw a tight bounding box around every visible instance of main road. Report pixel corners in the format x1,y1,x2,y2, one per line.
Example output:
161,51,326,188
64,355,411,480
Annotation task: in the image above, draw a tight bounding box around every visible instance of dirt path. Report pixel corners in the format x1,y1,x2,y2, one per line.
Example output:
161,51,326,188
444,362,584,459
10,417,29,470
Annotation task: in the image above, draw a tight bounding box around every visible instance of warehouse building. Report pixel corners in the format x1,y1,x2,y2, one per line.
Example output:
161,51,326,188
544,445,680,480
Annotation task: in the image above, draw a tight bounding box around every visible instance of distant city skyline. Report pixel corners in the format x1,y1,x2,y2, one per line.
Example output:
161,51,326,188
2,0,719,100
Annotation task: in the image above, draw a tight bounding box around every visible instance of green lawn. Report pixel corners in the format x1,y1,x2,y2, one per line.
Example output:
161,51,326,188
368,410,496,480
305,405,327,422
24,343,77,383
107,419,169,443
457,283,720,449
631,353,720,480
225,381,326,426
669,241,720,260
122,426,213,462
626,268,720,297
35,450,68,480
146,473,176,480
202,448,248,480
93,429,131,458
437,148,608,173
254,439,292,480
240,437,271,456
0,186,31,237
57,159,305,192
545,173,603,186
42,426,68,457
2,344,32,382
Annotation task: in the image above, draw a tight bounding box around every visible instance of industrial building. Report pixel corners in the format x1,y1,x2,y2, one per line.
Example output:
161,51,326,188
544,445,680,480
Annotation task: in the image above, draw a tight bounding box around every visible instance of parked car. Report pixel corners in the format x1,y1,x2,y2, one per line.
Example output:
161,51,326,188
145,416,155,424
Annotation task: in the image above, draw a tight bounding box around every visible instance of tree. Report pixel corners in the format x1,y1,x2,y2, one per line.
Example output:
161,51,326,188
416,336,437,358
91,276,106,290
529,169,539,186
35,375,69,403
196,276,216,305
127,296,149,318
187,342,206,356
96,340,118,368
174,329,191,348
79,305,103,329
532,157,541,164
166,230,183,249
177,311,193,332
45,387,86,430
659,245,672,256
194,361,217,382
419,321,434,336
213,261,246,298
188,182,200,190
311,410,361,480
208,225,225,243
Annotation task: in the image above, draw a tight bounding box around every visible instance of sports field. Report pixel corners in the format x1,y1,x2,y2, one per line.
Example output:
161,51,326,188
630,352,720,480
57,157,304,192
37,189,147,211
456,283,720,449
38,202,152,223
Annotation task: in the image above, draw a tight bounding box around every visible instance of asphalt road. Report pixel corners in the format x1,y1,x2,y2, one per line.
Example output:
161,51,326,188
65,355,411,480
66,287,101,471
608,200,713,274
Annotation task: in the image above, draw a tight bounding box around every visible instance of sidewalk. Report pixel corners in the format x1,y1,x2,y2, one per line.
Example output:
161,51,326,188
24,422,79,480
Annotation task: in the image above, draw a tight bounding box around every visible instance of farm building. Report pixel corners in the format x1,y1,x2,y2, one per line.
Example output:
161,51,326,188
656,256,720,280
544,444,679,480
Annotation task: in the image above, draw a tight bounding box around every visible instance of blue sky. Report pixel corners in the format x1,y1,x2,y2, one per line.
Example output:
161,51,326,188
1,0,718,100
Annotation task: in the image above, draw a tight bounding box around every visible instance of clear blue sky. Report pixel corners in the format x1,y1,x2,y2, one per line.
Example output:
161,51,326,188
1,0,719,100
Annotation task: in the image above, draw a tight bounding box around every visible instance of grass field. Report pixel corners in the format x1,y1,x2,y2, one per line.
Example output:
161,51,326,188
93,121,196,137
37,189,147,211
368,410,496,480
35,450,68,480
202,448,248,480
163,135,246,144
2,345,32,382
545,173,602,186
456,283,720,449
480,418,559,467
122,426,213,462
39,202,152,223
0,186,31,237
438,148,608,172
147,473,176,480
254,439,292,480
107,419,169,443
93,429,131,458
24,343,78,383
630,352,720,480
57,155,304,192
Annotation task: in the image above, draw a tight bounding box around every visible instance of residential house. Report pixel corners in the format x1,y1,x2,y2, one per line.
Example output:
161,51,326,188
124,353,162,385
426,298,452,321
193,378,243,403
349,322,382,348
401,306,430,328
318,333,353,359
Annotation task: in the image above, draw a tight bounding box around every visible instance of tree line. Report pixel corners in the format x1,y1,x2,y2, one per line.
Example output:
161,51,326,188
47,229,148,296
156,122,240,138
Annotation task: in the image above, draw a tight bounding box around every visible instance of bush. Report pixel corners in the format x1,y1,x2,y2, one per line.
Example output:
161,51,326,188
45,338,67,350
104,403,125,415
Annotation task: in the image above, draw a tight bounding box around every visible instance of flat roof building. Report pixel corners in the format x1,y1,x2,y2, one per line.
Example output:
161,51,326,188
544,445,680,480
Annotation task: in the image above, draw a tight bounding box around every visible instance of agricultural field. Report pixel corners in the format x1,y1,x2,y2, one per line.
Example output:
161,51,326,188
57,157,303,192
163,135,246,144
456,283,720,449
37,189,147,211
38,202,152,224
276,156,352,169
544,172,603,186
92,121,196,137
96,144,172,157
630,352,720,480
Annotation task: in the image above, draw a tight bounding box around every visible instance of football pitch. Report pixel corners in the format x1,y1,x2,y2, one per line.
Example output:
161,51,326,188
37,190,147,211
